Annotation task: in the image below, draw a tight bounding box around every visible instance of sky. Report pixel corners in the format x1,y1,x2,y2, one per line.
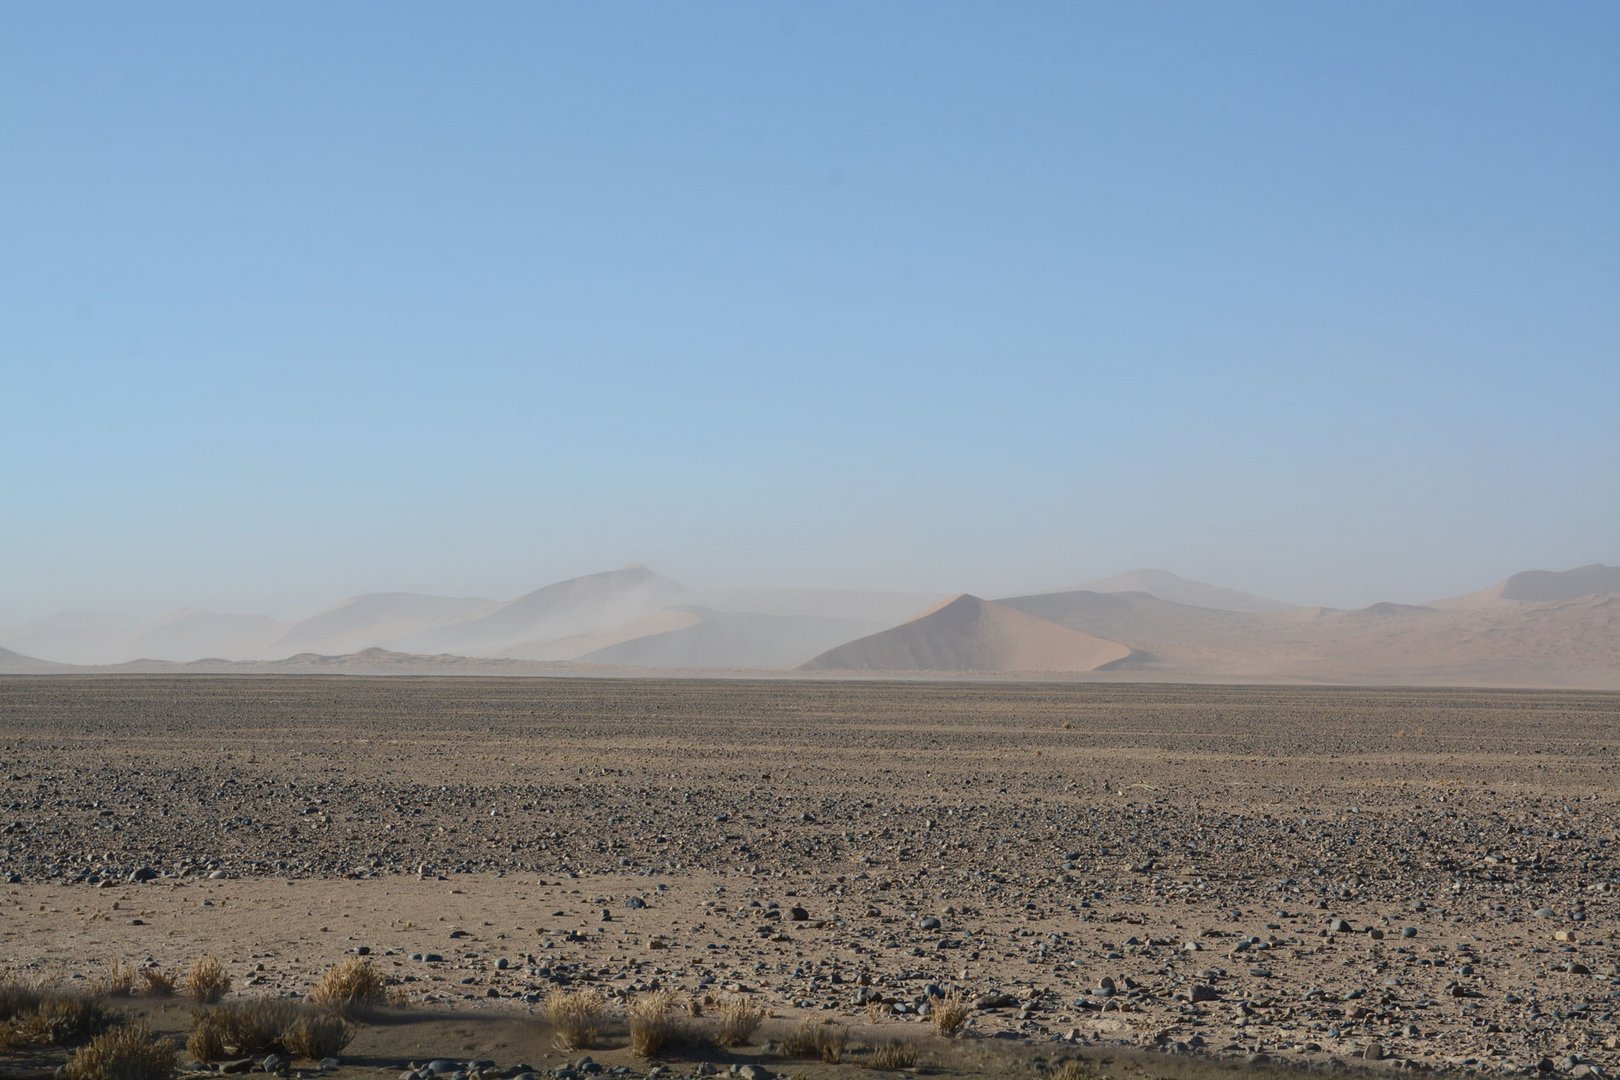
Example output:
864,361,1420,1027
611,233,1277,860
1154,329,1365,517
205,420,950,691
2,1,1617,621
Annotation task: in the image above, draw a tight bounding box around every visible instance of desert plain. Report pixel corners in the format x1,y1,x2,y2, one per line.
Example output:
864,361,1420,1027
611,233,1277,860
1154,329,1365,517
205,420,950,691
1,676,1617,1079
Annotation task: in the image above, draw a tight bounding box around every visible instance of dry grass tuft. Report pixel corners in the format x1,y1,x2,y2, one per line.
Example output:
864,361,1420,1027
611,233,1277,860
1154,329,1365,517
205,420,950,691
543,988,607,1050
214,999,300,1056
186,1012,228,1063
138,968,176,997
627,990,681,1058
1052,1062,1096,1080
63,1022,176,1080
12,993,115,1047
0,981,44,1023
930,988,971,1038
781,1019,848,1063
714,995,765,1047
308,957,388,1018
181,957,231,1004
88,961,137,998
868,1039,918,1068
284,1012,354,1061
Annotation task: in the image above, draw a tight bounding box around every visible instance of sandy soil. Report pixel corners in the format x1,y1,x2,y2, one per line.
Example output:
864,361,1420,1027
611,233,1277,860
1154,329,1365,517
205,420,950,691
1,677,1616,1078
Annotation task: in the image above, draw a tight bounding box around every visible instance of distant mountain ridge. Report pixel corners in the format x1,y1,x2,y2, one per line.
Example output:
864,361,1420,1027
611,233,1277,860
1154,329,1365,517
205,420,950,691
3,562,1615,689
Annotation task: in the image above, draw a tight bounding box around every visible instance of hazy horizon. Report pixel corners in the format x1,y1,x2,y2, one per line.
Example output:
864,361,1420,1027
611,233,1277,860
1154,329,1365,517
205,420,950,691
4,3,1616,624
5,557,1618,629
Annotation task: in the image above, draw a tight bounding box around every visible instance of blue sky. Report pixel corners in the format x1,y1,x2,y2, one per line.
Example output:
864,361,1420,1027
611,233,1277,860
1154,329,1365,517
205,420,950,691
3,1,1616,618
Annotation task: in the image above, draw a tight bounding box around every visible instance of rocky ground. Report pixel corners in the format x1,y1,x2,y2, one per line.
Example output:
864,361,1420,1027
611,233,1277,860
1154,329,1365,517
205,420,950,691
0,677,1616,1078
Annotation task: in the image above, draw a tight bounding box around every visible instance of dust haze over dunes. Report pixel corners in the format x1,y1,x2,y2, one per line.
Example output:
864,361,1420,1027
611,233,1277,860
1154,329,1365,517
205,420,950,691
1,562,1616,689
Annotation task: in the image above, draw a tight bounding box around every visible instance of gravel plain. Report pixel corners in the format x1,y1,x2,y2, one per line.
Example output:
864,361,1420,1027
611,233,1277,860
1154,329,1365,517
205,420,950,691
1,677,1616,1079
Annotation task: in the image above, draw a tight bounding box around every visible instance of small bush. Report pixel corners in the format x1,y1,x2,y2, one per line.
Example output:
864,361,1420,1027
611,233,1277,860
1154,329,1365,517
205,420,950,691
63,1022,176,1080
88,961,136,999
869,1039,917,1068
308,957,387,1018
186,1012,227,1063
543,988,606,1050
627,990,680,1058
781,1019,847,1063
214,999,299,1056
138,968,176,997
931,989,970,1038
1053,1062,1095,1080
0,981,44,1022
284,1012,354,1061
15,994,114,1047
714,996,765,1047
181,958,231,1004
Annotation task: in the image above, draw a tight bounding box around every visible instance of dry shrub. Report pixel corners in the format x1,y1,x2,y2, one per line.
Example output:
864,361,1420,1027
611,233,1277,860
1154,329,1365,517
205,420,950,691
181,957,231,1004
186,1012,228,1063
14,994,114,1047
308,957,387,1018
0,981,44,1022
930,988,970,1038
138,968,176,997
89,961,136,998
714,995,765,1047
214,999,300,1056
627,990,681,1058
781,1019,847,1063
1053,1062,1096,1080
543,988,606,1050
869,1039,917,1068
63,1022,176,1080
284,1012,354,1061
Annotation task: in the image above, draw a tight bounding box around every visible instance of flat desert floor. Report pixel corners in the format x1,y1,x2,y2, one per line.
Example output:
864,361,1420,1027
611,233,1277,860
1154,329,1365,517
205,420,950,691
1,677,1617,1078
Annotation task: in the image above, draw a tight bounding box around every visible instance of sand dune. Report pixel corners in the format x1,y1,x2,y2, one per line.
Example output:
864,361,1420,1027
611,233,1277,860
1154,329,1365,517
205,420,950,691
0,609,286,664
270,592,498,656
699,588,948,626
994,570,1620,689
502,607,706,660
0,611,142,665
0,646,69,674
1073,568,1291,613
1435,562,1620,610
800,594,1134,673
579,608,882,669
388,565,692,657
125,609,288,661
999,589,1248,662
